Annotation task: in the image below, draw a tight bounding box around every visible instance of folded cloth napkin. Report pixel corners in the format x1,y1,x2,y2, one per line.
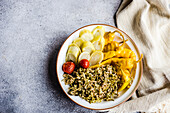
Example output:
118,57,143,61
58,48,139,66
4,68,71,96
109,0,170,112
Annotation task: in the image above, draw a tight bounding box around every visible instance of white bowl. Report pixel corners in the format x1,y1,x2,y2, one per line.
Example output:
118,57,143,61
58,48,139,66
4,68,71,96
56,24,143,110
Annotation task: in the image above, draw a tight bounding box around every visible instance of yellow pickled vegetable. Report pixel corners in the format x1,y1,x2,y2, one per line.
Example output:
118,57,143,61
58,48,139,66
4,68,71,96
90,54,143,70
73,38,85,47
115,48,136,61
79,29,94,41
81,41,95,54
118,69,131,92
89,51,103,66
103,41,119,52
103,31,125,60
91,35,105,51
104,32,115,45
66,44,81,63
92,26,105,38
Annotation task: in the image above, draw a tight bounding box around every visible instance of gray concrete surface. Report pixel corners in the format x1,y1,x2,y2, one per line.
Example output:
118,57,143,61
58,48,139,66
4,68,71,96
0,0,121,112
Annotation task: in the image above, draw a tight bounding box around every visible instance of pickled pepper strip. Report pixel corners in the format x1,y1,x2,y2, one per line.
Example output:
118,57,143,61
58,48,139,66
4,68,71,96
90,54,143,70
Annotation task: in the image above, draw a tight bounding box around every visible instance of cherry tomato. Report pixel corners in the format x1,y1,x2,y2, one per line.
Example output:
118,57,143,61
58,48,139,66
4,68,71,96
62,62,75,74
79,59,89,68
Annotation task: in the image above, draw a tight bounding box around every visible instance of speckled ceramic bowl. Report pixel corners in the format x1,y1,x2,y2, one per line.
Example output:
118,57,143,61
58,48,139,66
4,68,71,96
56,24,143,110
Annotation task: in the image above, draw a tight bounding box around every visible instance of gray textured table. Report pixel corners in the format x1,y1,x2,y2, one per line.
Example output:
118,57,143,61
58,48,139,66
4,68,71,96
0,0,121,112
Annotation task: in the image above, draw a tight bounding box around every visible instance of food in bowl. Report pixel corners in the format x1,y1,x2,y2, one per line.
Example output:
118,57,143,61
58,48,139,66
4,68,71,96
62,26,143,103
63,64,120,103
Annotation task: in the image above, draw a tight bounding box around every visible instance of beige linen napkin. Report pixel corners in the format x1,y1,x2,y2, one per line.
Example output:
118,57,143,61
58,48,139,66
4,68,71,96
109,0,170,112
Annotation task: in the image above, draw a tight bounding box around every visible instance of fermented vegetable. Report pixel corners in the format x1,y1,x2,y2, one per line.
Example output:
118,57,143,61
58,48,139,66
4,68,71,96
63,64,121,103
62,26,143,103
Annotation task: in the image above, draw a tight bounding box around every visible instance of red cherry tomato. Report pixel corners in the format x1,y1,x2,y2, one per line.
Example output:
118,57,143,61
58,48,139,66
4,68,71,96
79,59,89,68
62,62,75,74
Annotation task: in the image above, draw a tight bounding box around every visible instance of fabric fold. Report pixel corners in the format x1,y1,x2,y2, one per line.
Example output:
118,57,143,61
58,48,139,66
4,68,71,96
109,0,170,112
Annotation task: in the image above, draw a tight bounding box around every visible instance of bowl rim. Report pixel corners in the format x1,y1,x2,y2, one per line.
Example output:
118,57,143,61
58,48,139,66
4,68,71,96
56,24,143,110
